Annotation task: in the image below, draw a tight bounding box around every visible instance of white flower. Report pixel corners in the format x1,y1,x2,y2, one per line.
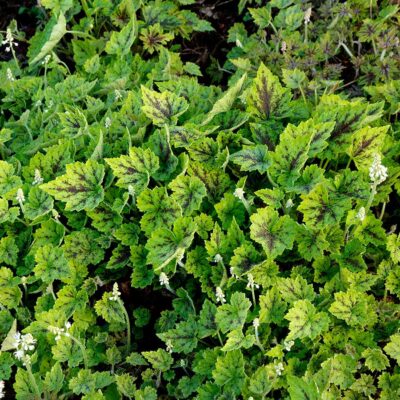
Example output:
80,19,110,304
214,254,223,263
16,188,25,203
14,349,24,361
246,273,260,290
48,321,71,341
233,187,245,201
0,380,5,399
229,267,239,279
13,332,36,363
356,207,366,222
253,318,260,329
128,185,135,197
104,117,112,129
281,41,287,53
48,326,63,341
114,89,123,101
285,198,294,208
2,28,17,52
180,359,186,367
166,340,173,353
6,68,14,82
33,169,44,185
215,286,226,304
274,362,284,376
284,340,294,351
109,282,121,301
51,209,60,220
235,38,243,48
42,55,51,65
369,154,388,185
94,276,105,287
304,7,312,24
159,272,169,286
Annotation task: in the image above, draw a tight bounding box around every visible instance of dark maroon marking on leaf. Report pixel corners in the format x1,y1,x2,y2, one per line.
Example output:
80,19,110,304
253,75,274,118
331,112,363,140
352,136,375,157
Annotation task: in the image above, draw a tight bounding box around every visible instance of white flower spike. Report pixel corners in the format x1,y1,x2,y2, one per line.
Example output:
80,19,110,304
16,188,25,203
109,282,121,301
215,286,226,304
159,272,169,286
284,340,294,352
233,187,245,201
369,153,388,186
274,362,284,376
356,207,366,222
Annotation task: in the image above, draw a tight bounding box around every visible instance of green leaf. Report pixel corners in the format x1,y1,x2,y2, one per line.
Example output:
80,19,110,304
94,292,125,325
41,0,73,13
384,334,400,365
329,289,377,327
285,299,330,340
212,350,245,395
387,233,400,263
29,13,67,65
260,287,287,324
141,86,189,126
287,375,319,400
0,198,19,224
348,125,388,171
146,216,196,271
0,161,22,197
298,183,350,228
44,363,64,393
34,244,71,283
62,228,105,267
202,74,247,125
322,354,357,389
0,268,22,309
249,7,272,29
41,160,105,212
14,368,42,400
134,387,157,400
24,187,54,220
248,366,272,397
158,316,198,354
230,145,271,173
362,348,389,372
54,285,88,318
105,16,137,56
250,207,296,259
247,63,291,119
142,349,173,372
0,236,18,267
215,292,251,333
169,175,206,215
221,328,255,351
106,147,159,192
116,374,136,398
137,187,181,236
146,130,178,181
282,68,307,89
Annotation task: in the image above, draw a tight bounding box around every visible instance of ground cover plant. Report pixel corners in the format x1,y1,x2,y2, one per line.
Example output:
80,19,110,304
0,1,400,399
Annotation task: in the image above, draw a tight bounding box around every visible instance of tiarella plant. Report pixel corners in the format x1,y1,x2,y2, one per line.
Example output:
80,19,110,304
0,1,400,399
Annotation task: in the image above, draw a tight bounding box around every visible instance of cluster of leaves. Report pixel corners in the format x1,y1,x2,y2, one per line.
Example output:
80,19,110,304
0,1,400,399
225,0,400,91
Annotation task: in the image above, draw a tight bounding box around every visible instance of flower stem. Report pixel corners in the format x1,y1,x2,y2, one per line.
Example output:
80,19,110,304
118,299,131,352
254,327,264,351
